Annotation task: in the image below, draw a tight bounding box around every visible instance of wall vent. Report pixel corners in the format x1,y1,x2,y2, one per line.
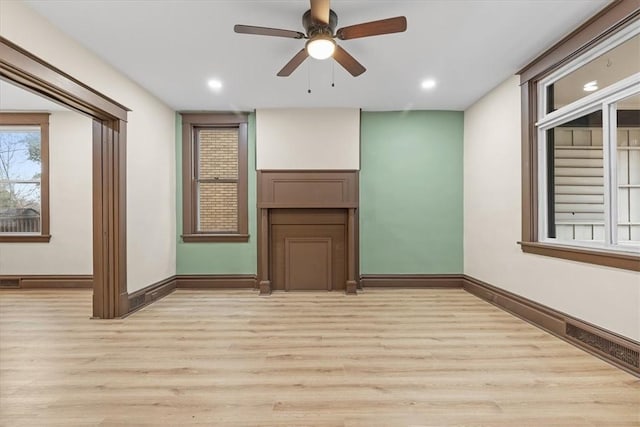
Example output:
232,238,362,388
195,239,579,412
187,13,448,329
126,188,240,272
566,323,639,370
0,278,20,288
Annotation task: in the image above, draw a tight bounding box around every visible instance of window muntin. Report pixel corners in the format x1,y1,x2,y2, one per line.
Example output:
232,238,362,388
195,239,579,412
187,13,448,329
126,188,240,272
0,114,49,241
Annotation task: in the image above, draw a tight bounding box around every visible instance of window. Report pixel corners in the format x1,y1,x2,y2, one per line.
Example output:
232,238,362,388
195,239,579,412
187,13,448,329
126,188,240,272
0,113,50,242
519,3,640,271
181,113,248,242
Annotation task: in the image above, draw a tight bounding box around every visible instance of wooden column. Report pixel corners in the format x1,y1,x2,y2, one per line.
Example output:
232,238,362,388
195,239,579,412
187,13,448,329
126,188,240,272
258,208,271,295
92,119,128,318
346,208,358,294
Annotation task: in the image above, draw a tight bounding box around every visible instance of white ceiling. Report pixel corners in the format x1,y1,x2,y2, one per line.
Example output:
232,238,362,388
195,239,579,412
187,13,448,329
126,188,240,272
24,0,609,111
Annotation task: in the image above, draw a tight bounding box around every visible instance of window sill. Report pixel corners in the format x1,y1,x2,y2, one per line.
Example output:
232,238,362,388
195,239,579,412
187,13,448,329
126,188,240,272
0,234,51,243
181,234,249,243
518,241,639,272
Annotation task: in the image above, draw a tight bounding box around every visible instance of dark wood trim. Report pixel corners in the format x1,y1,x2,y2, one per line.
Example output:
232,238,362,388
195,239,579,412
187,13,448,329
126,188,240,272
258,208,271,295
257,170,359,208
346,208,357,294
0,234,51,243
463,275,640,378
122,274,259,316
464,276,565,336
360,274,464,288
518,3,640,272
124,276,177,317
519,241,640,271
92,118,128,318
0,113,50,242
237,122,249,237
180,113,249,242
521,82,537,243
518,0,640,83
0,112,50,125
175,274,257,289
0,37,129,121
181,233,250,243
179,113,248,123
0,275,93,289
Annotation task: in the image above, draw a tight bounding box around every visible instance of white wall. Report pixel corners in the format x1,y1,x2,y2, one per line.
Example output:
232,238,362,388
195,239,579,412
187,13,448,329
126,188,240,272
0,111,93,274
464,75,640,340
256,108,360,170
0,0,176,291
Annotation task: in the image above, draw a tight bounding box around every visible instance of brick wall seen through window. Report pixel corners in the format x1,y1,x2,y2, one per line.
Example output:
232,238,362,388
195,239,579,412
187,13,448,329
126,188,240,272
197,127,239,232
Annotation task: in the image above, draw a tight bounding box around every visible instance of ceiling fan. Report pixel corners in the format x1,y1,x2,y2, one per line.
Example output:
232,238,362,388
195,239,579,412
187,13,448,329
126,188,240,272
234,0,407,77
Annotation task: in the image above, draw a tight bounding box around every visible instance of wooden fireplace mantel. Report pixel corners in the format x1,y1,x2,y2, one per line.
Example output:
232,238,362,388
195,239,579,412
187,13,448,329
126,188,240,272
257,170,359,295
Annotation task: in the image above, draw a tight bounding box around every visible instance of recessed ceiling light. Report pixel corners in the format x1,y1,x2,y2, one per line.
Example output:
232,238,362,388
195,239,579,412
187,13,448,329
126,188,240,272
421,79,436,90
583,80,598,92
208,79,223,91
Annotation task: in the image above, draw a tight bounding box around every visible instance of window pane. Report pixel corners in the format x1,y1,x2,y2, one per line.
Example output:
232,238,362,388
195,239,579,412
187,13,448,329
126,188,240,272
0,126,42,234
548,33,639,112
615,93,640,244
197,128,238,180
197,182,238,232
547,110,604,243
0,126,41,181
0,182,41,233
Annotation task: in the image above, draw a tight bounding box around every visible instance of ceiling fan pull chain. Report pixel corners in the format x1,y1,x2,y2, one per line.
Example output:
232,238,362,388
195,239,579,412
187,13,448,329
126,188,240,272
331,61,335,87
307,62,312,94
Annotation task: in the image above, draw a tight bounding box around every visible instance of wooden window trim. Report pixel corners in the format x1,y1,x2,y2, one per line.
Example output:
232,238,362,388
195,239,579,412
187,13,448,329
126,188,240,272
0,113,50,243
519,0,640,272
181,113,249,243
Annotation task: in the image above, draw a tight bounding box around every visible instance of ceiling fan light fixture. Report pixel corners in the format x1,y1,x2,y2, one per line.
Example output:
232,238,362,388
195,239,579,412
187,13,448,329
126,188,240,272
306,35,336,60
207,79,223,91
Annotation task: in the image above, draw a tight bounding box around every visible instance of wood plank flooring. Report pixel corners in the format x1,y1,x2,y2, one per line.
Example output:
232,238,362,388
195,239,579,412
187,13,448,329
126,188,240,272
0,289,638,426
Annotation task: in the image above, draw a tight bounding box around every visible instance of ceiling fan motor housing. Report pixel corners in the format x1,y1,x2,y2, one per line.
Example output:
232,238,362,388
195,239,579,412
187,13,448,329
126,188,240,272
303,9,338,37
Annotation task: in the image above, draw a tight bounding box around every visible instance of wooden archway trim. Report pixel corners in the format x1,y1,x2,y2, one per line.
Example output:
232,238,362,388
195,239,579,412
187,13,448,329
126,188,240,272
0,36,129,318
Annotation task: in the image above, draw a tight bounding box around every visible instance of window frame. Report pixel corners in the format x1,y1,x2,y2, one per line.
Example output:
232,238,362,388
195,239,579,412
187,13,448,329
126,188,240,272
0,113,50,243
518,1,640,271
181,113,249,243
537,82,640,253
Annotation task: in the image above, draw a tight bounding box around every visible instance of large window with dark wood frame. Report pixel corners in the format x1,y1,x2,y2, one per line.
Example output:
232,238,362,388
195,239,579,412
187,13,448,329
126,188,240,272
0,113,50,242
181,113,249,242
519,1,639,271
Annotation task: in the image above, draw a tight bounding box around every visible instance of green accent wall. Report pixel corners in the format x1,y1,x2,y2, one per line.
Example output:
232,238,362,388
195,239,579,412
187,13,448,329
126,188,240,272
360,111,464,274
176,110,463,275
175,113,257,274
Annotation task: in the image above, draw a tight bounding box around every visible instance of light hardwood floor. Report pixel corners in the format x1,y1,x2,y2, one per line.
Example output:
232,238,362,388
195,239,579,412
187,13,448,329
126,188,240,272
0,289,638,426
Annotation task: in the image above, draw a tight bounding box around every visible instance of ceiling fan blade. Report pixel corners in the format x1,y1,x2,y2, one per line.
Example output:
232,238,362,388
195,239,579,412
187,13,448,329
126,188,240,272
336,16,407,40
333,45,366,77
277,49,310,77
310,0,330,24
234,24,305,39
